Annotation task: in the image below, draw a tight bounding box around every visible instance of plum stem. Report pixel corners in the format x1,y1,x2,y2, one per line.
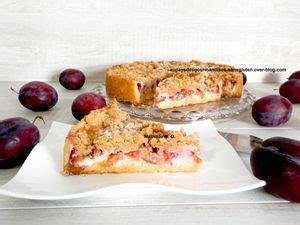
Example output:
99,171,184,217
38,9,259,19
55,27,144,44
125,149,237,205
251,140,261,149
32,116,45,125
10,87,19,95
273,88,279,91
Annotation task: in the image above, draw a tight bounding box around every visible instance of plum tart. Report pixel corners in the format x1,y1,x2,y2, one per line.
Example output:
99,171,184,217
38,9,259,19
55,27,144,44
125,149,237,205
105,60,243,109
62,100,201,175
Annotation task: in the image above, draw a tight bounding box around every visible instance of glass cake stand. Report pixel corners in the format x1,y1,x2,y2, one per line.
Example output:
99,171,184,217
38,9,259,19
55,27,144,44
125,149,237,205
93,83,255,123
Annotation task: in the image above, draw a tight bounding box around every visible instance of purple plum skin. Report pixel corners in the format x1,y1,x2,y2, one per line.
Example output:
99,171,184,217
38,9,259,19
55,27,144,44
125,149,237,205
251,137,300,202
18,81,58,111
71,93,107,121
252,95,293,127
242,72,247,85
289,71,300,80
0,117,40,168
59,69,86,90
279,80,300,104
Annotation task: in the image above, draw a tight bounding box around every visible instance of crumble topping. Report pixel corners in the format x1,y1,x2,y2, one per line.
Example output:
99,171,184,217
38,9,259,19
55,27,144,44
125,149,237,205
106,60,242,86
155,72,222,93
106,61,168,85
67,100,199,156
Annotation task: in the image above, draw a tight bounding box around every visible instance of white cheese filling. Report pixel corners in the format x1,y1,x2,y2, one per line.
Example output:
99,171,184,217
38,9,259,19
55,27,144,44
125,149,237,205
224,83,237,93
156,91,220,108
75,150,198,167
171,154,196,166
77,153,110,167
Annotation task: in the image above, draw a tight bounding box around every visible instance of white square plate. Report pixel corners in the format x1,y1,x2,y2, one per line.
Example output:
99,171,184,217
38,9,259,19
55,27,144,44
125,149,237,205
0,120,265,200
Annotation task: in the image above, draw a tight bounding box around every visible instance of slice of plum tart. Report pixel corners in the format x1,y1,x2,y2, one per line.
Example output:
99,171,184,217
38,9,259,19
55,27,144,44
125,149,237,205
62,100,201,175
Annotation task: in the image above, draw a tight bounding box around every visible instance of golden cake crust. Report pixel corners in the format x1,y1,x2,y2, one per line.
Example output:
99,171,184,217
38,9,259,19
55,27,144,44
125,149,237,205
106,74,139,103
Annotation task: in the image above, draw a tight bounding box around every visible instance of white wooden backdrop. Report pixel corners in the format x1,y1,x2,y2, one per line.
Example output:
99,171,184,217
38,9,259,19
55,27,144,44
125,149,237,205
0,0,299,82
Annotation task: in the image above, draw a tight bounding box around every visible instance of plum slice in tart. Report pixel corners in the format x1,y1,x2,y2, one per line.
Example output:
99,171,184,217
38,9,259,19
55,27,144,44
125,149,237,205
134,79,161,103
